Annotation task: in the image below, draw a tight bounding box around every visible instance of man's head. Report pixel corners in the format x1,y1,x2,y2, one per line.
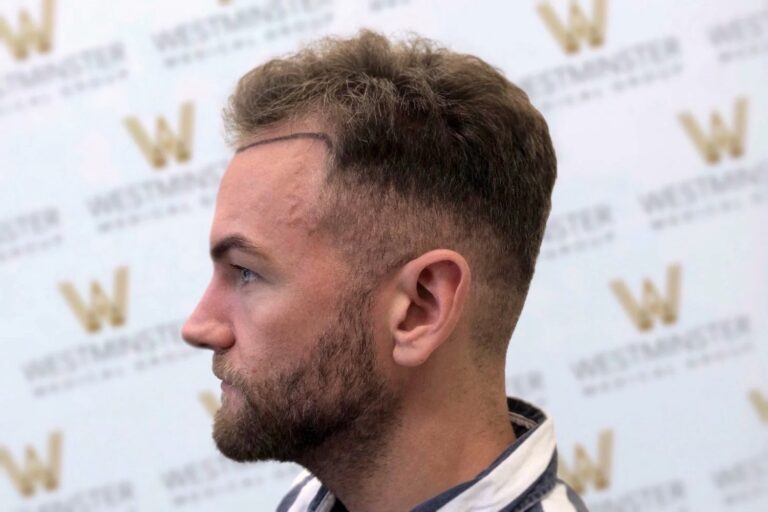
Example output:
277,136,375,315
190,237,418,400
182,30,556,464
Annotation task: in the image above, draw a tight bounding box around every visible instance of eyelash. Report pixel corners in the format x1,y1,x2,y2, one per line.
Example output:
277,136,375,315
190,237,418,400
230,265,260,285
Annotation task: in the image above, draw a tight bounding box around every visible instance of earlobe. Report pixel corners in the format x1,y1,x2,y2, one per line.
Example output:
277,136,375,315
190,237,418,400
388,250,470,368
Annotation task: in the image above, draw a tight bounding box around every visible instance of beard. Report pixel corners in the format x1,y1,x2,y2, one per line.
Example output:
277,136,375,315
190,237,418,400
210,284,400,464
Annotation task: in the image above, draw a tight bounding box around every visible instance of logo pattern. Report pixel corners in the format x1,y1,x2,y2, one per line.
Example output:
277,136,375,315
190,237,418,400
537,0,607,54
559,430,614,494
0,0,55,60
610,264,682,331
0,431,62,497
124,102,195,169
679,97,748,164
58,266,129,333
199,391,221,417
1,1,766,510
749,389,768,424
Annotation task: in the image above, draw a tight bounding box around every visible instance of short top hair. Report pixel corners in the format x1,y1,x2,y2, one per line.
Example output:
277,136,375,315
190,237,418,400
224,30,557,355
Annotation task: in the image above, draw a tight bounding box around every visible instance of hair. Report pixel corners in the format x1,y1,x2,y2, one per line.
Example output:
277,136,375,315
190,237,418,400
224,30,557,357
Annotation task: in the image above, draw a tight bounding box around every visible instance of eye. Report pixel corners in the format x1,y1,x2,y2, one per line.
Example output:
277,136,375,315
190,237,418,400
231,265,260,284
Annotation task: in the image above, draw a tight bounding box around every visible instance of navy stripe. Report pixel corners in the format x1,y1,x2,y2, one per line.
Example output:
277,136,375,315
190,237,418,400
563,480,590,512
276,474,314,512
507,397,547,425
308,485,330,512
410,478,474,512
526,504,544,512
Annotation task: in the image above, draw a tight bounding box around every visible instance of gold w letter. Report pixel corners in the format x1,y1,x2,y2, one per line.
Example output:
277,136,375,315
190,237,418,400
199,391,221,417
537,0,607,54
750,390,768,424
0,431,62,497
559,430,613,494
124,102,194,169
679,97,748,164
610,264,681,331
0,0,55,60
58,266,129,333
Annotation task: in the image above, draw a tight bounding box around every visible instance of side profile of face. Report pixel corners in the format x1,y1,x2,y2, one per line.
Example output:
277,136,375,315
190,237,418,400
181,124,401,463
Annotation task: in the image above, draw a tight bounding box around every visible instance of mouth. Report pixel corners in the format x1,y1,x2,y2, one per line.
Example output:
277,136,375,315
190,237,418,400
212,357,237,388
213,369,231,386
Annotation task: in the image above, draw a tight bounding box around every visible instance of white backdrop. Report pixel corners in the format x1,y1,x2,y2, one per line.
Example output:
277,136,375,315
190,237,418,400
1,0,766,510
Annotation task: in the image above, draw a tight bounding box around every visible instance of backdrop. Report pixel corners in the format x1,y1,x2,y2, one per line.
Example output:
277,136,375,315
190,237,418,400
1,0,766,510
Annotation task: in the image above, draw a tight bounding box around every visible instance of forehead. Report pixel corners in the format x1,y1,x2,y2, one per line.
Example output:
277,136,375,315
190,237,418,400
212,129,330,249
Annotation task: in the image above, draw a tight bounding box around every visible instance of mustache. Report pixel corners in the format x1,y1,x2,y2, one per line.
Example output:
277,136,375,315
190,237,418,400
212,354,242,386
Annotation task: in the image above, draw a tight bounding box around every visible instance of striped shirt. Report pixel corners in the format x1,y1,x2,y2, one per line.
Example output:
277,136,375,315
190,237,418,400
277,397,589,512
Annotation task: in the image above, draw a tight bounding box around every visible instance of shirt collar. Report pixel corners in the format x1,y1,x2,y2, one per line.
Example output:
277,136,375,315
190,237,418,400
306,397,559,512
410,396,557,512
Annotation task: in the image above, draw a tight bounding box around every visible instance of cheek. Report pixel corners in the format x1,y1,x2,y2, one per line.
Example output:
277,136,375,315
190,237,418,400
370,298,396,374
228,287,329,368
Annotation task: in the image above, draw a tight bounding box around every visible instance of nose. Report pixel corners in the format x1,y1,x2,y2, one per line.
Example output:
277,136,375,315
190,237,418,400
181,282,235,352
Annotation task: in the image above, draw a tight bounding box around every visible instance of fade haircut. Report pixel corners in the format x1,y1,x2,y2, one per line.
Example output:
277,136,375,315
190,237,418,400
224,30,556,357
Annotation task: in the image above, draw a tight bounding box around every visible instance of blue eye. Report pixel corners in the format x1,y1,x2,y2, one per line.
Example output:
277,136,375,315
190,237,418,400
231,265,259,284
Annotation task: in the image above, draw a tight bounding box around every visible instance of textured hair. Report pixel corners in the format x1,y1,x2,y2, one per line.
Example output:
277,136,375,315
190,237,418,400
224,30,557,356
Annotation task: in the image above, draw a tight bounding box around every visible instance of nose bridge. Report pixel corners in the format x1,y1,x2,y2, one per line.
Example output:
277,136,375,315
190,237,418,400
182,278,234,351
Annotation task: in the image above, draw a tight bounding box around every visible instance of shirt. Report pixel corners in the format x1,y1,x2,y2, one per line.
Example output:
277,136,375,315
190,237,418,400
277,397,589,512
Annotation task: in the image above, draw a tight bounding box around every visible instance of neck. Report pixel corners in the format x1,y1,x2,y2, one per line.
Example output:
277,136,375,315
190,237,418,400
298,380,515,512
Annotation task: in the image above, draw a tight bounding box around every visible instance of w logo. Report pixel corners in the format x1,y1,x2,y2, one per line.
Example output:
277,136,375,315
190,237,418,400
559,430,614,494
58,266,129,334
124,102,195,169
0,0,55,60
0,432,62,497
537,0,607,54
610,264,681,332
199,391,221,417
679,97,748,164
750,389,768,424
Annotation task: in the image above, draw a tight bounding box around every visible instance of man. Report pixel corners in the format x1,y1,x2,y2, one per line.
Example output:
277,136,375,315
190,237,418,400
181,30,587,511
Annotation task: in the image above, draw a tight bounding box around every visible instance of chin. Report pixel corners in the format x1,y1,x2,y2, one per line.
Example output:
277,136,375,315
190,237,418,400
211,410,287,463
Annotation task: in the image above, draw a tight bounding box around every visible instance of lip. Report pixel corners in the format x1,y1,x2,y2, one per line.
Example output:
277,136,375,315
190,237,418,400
213,369,228,384
213,364,234,388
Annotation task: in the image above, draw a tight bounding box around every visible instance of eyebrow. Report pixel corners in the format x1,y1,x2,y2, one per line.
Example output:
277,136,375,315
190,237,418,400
235,132,333,154
210,235,273,263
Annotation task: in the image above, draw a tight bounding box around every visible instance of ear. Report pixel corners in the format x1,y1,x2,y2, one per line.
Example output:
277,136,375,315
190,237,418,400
387,250,471,367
